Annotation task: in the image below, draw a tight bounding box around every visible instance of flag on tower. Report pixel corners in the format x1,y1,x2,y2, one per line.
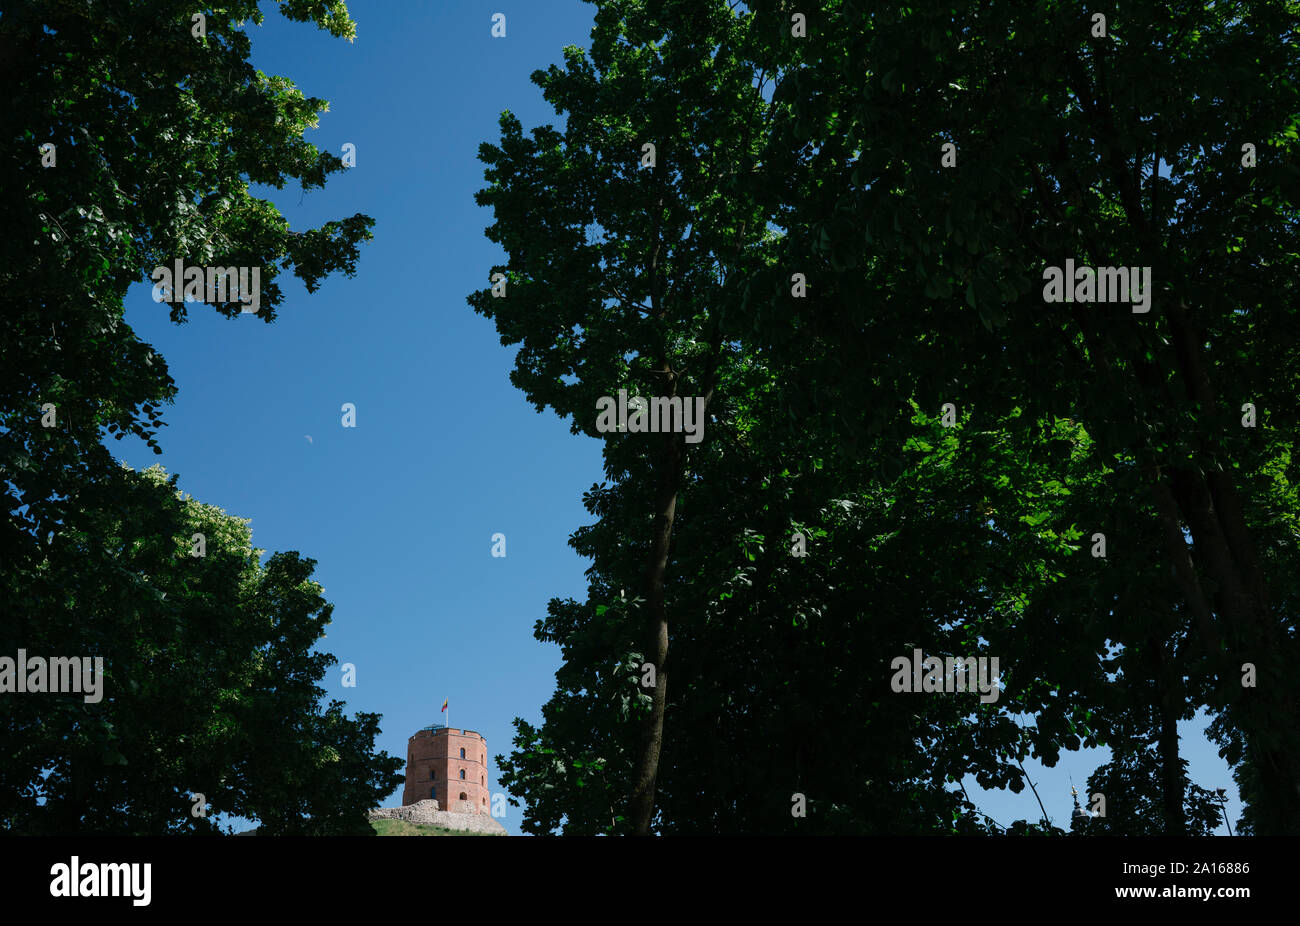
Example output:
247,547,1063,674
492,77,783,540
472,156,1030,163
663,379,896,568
441,698,448,713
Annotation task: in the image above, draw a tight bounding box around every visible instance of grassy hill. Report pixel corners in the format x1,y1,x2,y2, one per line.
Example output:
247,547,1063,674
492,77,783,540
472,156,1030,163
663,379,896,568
233,819,505,835
371,819,503,836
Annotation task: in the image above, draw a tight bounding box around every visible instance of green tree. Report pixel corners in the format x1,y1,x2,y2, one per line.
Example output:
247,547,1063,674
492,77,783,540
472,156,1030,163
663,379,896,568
479,0,1111,835
0,0,393,832
1,464,402,834
1,0,372,577
1074,740,1225,836
472,0,780,833
486,0,1300,835
747,0,1300,832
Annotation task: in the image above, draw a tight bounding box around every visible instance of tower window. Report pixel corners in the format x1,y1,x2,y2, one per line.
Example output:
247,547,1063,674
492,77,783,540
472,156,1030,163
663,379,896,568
431,786,436,800
460,748,466,759
459,792,467,802
460,769,466,779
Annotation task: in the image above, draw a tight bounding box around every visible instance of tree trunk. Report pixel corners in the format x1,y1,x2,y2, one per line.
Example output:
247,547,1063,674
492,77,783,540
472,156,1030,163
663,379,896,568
626,321,725,835
1153,642,1186,835
627,415,684,835
1157,700,1185,835
1072,30,1300,832
1162,307,1300,833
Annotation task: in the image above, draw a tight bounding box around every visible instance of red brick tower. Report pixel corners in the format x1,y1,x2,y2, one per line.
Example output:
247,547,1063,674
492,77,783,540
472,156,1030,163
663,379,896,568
402,724,490,814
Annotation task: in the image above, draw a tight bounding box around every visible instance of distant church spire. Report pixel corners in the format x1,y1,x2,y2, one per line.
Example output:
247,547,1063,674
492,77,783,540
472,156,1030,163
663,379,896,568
1071,784,1090,827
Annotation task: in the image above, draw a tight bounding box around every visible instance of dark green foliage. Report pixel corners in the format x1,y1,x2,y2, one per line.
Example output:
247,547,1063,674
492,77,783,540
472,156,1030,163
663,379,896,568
482,0,1300,834
0,0,398,833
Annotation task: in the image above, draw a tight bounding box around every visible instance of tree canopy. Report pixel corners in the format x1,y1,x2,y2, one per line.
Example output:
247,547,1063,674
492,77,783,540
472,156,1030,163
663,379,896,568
476,0,1300,834
1,0,399,833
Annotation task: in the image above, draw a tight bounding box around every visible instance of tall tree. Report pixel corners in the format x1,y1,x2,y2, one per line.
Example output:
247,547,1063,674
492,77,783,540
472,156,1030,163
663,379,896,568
0,0,393,831
749,0,1300,832
471,0,779,833
481,0,1107,836
483,0,1299,833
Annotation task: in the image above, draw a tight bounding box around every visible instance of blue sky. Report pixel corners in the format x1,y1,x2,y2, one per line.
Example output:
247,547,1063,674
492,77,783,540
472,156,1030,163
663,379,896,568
113,0,1239,834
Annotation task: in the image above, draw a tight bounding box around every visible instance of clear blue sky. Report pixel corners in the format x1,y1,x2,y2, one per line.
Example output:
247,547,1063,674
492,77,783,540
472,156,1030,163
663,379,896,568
114,0,1240,834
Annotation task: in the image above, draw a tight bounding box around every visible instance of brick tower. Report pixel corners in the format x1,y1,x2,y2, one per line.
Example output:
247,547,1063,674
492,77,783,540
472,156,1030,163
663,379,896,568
402,724,490,814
